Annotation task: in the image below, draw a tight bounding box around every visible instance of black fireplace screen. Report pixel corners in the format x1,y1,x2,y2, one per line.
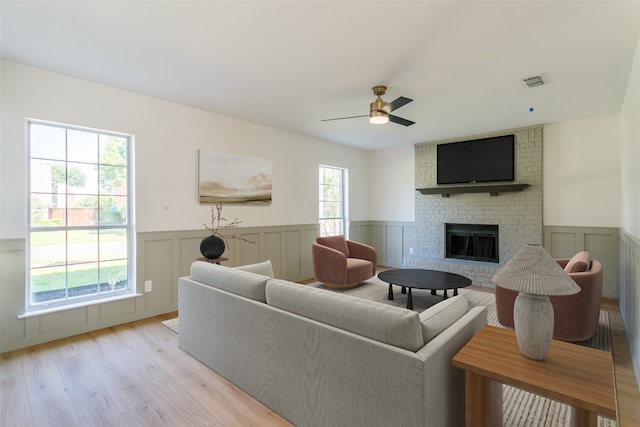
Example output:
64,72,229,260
445,223,499,263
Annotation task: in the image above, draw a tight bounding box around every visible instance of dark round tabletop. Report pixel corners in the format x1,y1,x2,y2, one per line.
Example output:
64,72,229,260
377,268,472,291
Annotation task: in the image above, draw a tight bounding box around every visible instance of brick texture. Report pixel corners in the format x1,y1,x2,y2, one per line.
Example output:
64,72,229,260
409,127,543,287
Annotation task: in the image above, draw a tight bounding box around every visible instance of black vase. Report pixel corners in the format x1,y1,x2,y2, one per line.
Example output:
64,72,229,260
200,235,226,259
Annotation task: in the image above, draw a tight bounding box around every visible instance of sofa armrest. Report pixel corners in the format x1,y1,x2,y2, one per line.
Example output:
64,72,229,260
346,240,378,266
417,305,487,427
312,242,348,284
313,242,347,264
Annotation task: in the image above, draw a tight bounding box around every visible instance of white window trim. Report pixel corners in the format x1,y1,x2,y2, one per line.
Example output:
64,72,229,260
318,164,349,238
26,119,136,310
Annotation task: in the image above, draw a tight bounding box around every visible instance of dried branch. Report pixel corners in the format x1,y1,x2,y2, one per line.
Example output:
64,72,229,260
203,203,255,247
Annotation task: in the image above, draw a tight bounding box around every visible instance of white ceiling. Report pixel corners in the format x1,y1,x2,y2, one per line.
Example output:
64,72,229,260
2,1,639,151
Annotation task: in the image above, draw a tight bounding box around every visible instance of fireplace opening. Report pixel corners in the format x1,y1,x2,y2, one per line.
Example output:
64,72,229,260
445,223,499,263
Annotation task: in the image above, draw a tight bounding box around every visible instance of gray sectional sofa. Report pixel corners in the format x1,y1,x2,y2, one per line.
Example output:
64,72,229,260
178,261,486,427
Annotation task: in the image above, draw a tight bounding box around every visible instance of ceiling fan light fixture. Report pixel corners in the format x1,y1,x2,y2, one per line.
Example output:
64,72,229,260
322,85,413,126
370,112,389,124
370,97,389,124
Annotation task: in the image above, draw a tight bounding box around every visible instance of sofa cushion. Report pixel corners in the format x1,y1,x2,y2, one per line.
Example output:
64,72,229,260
316,235,350,257
564,251,591,273
419,295,470,343
234,260,274,277
266,279,425,351
190,261,268,302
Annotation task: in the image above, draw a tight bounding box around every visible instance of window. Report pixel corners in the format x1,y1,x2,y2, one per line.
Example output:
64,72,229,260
318,165,347,237
28,120,133,308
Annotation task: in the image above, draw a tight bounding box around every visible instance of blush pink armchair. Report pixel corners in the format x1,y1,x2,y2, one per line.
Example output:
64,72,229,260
312,235,377,289
495,255,603,342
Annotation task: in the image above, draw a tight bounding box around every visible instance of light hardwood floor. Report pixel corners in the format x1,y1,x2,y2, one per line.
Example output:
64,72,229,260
1,296,638,426
600,298,640,426
0,313,292,427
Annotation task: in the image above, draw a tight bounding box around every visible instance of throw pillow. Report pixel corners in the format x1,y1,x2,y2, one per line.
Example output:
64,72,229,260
419,295,469,343
564,251,591,273
191,262,268,302
234,260,274,277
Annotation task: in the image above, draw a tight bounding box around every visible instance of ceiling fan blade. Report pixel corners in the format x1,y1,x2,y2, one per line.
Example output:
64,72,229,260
389,114,415,127
385,96,413,113
321,114,369,122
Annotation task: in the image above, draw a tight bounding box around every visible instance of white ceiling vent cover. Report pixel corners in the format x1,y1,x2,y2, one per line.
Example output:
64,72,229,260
522,75,544,88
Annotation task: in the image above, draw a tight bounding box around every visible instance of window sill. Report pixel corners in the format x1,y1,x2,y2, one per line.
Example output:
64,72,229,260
18,292,143,319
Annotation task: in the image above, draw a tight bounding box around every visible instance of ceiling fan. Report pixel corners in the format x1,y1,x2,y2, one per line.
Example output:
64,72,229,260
322,85,415,126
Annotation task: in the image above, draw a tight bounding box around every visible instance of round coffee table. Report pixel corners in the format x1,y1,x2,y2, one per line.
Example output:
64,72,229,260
377,268,472,309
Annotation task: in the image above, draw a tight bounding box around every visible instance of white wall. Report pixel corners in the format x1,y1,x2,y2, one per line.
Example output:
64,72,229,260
619,30,640,388
369,144,415,222
620,35,640,240
543,114,621,227
0,60,371,238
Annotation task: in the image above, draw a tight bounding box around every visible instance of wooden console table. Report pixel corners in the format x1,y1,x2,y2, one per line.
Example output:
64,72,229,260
452,325,616,427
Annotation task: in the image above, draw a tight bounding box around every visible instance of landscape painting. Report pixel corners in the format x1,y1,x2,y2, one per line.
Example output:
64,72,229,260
198,150,272,204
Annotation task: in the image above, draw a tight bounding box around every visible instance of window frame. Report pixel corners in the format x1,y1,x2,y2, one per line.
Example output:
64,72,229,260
318,165,348,237
26,119,135,310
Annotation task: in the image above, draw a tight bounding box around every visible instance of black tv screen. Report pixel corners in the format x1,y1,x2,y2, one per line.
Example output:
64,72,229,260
437,135,515,185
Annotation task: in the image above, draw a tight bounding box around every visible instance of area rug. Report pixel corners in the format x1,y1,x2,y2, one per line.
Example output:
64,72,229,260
164,277,616,426
162,316,179,334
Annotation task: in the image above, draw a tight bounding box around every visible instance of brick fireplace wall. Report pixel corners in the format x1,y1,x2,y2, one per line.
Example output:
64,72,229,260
408,126,543,287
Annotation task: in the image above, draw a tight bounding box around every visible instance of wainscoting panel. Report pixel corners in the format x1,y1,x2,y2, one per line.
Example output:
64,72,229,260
4,222,625,354
264,231,284,278
403,226,416,263
179,236,203,277
363,221,416,268
38,306,89,334
546,232,578,255
543,226,619,299
98,296,137,320
237,235,262,266
142,238,176,310
348,222,372,246
284,230,302,279
619,228,640,387
0,223,319,352
0,239,27,343
370,223,386,264
301,227,318,280
385,225,404,267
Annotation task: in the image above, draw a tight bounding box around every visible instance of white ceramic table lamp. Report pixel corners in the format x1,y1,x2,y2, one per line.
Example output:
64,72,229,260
492,244,580,360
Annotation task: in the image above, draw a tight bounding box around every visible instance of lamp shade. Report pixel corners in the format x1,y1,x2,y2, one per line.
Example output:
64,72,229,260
492,244,580,296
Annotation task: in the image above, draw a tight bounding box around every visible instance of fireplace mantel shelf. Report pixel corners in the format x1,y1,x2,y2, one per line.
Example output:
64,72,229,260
417,183,530,197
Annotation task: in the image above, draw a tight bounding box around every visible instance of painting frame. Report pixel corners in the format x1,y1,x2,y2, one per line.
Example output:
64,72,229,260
198,150,272,205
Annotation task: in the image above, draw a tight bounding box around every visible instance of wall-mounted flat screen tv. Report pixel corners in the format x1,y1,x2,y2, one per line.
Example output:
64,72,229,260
436,134,515,185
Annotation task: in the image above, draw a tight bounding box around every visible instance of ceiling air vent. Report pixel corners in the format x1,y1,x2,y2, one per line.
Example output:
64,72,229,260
522,75,544,88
